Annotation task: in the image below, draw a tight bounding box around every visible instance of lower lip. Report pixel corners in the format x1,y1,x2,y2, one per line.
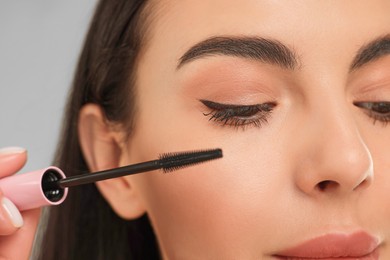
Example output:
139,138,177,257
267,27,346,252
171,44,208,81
272,232,380,260
273,248,379,260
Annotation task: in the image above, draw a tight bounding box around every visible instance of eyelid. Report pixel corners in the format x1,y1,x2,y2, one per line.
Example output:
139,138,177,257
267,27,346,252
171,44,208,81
202,100,250,108
200,99,277,130
200,99,276,110
353,101,390,112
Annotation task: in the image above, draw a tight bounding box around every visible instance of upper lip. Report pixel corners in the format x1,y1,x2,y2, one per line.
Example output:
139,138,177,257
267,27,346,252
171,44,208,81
273,231,380,258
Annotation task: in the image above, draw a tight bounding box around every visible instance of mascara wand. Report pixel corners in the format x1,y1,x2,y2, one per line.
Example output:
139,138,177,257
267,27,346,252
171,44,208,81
0,148,223,211
53,148,222,188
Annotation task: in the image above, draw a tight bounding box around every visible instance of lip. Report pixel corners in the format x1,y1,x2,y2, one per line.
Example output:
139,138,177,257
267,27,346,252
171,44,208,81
273,231,380,259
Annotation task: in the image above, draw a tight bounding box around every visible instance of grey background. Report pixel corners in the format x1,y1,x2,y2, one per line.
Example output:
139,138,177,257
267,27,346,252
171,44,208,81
0,1,98,172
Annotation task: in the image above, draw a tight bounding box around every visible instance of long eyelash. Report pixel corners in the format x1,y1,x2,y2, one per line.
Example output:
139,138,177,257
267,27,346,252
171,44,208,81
354,101,390,127
365,111,390,126
200,100,276,130
203,110,271,128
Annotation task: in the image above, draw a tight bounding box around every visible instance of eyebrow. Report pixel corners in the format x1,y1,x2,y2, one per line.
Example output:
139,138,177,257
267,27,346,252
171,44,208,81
350,34,390,71
177,36,299,70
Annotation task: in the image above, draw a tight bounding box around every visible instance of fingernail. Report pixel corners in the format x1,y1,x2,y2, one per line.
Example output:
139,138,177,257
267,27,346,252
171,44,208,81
0,147,26,155
2,197,24,228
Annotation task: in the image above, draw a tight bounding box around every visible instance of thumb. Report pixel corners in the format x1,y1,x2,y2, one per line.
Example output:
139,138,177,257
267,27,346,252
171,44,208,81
0,191,41,259
0,193,24,235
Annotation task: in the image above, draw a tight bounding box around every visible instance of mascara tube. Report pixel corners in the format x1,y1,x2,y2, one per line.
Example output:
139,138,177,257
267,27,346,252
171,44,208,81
0,167,68,211
0,149,222,211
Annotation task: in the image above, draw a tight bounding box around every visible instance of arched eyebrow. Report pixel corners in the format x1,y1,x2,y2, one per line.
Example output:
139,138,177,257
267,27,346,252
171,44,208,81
350,34,390,71
177,36,299,70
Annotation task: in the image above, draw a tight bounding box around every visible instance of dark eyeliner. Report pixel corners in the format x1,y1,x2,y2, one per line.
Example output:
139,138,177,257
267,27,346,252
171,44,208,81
354,101,390,126
200,99,276,129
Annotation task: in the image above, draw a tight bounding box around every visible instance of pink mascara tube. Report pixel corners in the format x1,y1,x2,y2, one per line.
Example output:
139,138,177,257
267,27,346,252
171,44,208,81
0,149,222,211
0,167,68,211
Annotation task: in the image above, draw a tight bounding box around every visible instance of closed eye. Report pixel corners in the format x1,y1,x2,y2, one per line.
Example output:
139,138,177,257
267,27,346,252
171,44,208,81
200,99,277,130
354,101,390,126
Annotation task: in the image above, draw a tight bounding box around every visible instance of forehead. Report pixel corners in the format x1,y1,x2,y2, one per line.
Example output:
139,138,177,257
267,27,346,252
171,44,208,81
148,1,389,40
140,1,390,74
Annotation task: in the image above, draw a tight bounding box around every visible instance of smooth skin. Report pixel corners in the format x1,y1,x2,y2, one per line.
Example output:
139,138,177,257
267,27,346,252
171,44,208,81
81,1,390,259
2,1,390,259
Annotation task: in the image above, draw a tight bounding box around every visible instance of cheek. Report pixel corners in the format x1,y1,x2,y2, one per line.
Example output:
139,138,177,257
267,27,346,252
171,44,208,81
125,98,294,256
359,127,390,234
131,153,288,257
124,83,301,256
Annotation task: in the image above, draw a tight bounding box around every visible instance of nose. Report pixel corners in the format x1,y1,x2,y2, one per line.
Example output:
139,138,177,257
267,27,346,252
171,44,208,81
293,102,373,197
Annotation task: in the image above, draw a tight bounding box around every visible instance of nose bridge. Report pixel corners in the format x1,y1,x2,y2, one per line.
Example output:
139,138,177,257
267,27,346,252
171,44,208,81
295,92,373,195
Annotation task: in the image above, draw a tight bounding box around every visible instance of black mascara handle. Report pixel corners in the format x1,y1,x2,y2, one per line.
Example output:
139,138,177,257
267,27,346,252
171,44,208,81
53,148,223,188
57,160,161,188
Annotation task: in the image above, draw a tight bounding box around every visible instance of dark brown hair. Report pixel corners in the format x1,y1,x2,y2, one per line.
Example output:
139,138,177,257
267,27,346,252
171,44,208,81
36,0,160,259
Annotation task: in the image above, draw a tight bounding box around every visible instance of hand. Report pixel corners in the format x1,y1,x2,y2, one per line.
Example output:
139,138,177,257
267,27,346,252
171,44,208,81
0,147,41,260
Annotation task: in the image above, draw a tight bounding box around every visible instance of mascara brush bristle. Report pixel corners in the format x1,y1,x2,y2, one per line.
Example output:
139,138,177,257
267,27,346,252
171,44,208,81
159,148,223,173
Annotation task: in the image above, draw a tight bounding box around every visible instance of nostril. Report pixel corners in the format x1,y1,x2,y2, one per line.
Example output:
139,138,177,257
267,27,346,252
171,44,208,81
317,180,339,191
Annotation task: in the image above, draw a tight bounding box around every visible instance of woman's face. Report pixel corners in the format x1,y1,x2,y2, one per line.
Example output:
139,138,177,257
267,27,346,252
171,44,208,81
121,1,390,258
